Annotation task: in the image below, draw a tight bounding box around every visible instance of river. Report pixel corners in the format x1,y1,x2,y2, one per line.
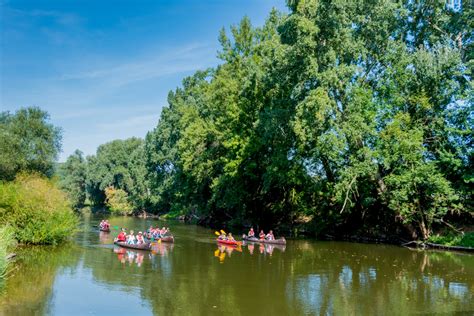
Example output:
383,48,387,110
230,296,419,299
1,215,473,315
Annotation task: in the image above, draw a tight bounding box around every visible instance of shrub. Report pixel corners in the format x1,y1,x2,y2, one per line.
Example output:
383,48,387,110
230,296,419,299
104,186,133,215
0,173,78,245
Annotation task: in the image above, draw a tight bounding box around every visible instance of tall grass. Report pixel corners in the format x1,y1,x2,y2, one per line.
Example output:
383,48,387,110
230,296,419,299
0,173,78,245
0,225,15,284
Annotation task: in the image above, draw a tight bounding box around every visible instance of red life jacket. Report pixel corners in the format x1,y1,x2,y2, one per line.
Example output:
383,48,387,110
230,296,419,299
117,232,126,241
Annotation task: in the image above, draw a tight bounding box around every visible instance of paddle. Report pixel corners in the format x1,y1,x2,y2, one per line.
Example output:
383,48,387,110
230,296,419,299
214,231,220,236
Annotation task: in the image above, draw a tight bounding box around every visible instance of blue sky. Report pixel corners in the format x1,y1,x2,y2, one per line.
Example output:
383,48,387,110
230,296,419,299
1,0,287,161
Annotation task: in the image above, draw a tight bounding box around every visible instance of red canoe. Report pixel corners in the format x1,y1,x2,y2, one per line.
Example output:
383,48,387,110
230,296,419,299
216,239,240,246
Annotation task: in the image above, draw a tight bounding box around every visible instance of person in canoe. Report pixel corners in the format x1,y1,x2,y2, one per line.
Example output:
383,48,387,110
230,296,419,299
136,232,145,245
227,233,235,242
146,226,154,239
265,230,275,241
247,228,255,238
127,230,136,245
100,220,110,230
152,228,161,240
117,228,127,242
218,232,227,241
259,230,265,240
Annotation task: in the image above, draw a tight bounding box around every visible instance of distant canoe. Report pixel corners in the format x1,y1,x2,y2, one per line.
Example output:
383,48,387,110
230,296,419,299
160,236,174,243
217,239,240,246
150,235,174,243
114,241,151,251
242,235,286,245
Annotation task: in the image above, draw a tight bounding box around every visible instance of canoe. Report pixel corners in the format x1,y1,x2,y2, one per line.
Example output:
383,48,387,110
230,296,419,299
216,239,240,246
150,235,175,243
242,235,286,245
100,227,110,232
114,241,151,251
160,236,174,243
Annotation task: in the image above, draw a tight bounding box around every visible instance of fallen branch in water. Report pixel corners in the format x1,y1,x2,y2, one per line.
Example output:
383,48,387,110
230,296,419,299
6,253,16,260
402,241,474,253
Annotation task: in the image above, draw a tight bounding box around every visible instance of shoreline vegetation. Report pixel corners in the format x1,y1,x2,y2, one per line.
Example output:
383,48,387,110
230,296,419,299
1,1,473,283
0,108,78,284
57,1,472,246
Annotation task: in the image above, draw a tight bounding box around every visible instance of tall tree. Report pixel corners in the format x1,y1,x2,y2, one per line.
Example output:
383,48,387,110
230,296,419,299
86,138,148,211
0,107,61,180
57,150,87,209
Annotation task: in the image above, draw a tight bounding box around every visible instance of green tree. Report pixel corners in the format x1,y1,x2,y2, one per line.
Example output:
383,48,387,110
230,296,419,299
86,138,148,211
57,150,87,209
141,1,472,239
0,107,62,180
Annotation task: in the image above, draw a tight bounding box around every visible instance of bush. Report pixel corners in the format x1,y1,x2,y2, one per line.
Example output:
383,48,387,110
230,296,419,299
104,186,133,215
0,173,78,245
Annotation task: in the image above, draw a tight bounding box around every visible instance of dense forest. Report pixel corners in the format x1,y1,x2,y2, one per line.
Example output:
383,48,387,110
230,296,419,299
20,1,474,241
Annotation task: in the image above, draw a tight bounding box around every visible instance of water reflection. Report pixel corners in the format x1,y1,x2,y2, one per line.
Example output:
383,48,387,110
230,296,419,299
213,241,287,263
286,244,474,315
214,244,242,263
112,242,174,267
242,241,286,256
98,231,111,244
150,241,174,257
1,216,473,315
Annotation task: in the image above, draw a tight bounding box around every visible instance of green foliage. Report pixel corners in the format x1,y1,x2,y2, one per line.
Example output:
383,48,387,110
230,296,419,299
57,150,87,209
104,186,134,215
428,232,474,248
142,1,472,239
0,174,78,245
0,107,62,181
85,138,148,211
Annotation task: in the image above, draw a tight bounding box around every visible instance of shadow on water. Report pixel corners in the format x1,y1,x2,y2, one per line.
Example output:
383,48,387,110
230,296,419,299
1,214,473,315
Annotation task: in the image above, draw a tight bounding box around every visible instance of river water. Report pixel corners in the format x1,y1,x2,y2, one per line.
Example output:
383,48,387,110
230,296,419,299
1,215,473,315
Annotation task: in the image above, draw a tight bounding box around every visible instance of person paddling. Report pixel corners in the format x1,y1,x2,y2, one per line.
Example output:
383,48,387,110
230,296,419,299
136,232,145,245
117,228,127,242
227,233,235,242
265,230,275,241
160,227,167,237
248,228,255,238
146,226,153,239
259,230,265,240
127,230,136,245
218,232,227,240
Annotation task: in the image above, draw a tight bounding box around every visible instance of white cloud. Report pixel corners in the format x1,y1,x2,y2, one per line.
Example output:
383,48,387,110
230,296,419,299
59,43,215,88
98,113,159,131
